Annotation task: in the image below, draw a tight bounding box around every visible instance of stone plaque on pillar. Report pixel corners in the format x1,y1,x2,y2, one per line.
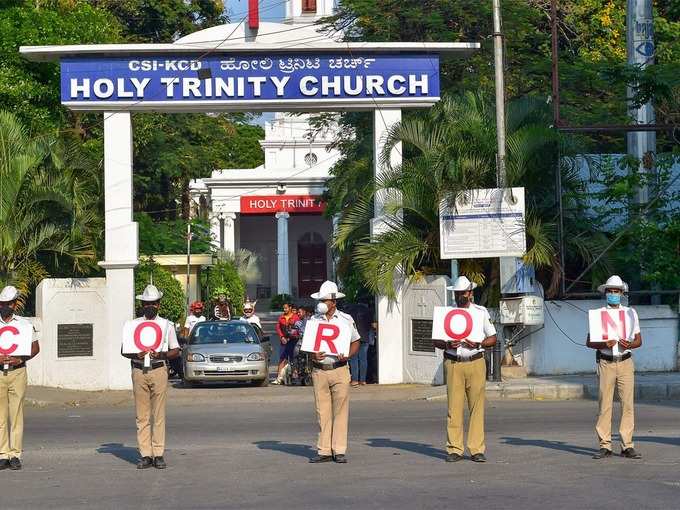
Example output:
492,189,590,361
401,275,450,385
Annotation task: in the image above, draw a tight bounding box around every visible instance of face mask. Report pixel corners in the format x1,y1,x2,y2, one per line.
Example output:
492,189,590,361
143,305,158,319
455,295,470,307
606,293,621,306
316,302,329,314
0,305,12,319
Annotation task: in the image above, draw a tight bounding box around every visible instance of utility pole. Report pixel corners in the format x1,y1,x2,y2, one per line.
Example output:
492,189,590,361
626,0,657,302
492,0,507,382
492,0,507,187
186,223,192,318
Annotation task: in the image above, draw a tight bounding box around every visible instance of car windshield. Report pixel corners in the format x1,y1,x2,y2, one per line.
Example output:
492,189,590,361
190,322,259,345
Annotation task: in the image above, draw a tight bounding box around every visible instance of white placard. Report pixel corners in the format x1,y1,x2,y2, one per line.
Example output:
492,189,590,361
439,187,526,259
588,308,637,356
431,306,486,343
300,320,352,357
0,322,33,357
122,318,170,354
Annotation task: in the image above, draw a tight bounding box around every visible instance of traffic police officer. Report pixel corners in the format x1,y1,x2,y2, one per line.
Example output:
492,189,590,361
433,276,496,463
306,281,360,464
0,286,39,471
587,275,642,459
122,285,180,469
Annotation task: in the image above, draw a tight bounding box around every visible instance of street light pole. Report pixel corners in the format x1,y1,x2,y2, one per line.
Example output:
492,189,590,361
492,0,507,187
186,223,192,318
492,0,507,383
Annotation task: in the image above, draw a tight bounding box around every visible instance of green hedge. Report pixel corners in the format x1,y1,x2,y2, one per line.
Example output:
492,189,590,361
205,258,245,316
270,293,294,311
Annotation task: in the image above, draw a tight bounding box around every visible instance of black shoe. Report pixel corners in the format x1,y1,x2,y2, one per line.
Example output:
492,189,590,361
308,455,333,464
621,448,641,459
333,454,348,464
445,453,463,463
153,456,167,469
8,457,21,470
592,448,612,459
0,459,9,470
137,456,153,469
471,453,487,463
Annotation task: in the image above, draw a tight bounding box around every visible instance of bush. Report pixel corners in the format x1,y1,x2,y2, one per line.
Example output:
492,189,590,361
270,293,294,311
135,261,186,324
204,258,245,316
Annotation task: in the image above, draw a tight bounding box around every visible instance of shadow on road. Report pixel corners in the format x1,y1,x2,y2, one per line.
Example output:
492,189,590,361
635,436,680,446
500,437,597,456
97,443,139,465
365,438,447,460
253,440,316,458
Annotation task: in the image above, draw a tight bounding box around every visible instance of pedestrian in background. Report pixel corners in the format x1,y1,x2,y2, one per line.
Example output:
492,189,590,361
344,302,371,387
587,275,642,460
272,300,300,385
0,286,39,471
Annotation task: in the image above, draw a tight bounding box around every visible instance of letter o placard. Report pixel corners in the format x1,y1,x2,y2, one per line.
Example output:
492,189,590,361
133,321,163,352
443,309,473,340
0,325,19,355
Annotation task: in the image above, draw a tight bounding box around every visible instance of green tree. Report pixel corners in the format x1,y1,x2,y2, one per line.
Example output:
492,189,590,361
135,260,185,324
204,256,246,316
334,93,610,301
0,110,99,307
136,213,212,255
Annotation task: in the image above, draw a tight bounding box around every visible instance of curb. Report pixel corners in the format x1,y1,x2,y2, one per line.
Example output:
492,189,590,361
425,382,680,401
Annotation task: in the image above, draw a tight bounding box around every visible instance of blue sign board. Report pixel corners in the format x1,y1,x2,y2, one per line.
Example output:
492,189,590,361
60,53,440,110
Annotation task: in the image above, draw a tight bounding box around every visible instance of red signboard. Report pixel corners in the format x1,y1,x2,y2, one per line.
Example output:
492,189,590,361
240,195,325,214
248,0,259,29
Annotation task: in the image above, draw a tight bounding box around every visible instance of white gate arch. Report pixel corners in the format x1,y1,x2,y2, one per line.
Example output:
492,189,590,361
21,20,478,388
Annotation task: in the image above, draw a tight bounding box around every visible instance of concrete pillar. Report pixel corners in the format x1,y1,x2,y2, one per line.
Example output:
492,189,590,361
275,212,291,295
99,112,138,390
209,213,221,250
222,212,237,254
373,108,405,385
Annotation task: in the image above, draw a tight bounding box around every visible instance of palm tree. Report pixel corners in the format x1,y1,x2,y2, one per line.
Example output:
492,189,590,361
0,111,100,308
334,93,610,301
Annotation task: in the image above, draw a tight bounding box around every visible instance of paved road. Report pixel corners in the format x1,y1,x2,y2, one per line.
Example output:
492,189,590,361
2,398,680,509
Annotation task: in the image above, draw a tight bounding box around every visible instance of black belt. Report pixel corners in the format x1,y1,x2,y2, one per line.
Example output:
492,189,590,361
312,360,348,371
597,351,631,363
2,363,25,373
131,360,166,370
444,352,484,363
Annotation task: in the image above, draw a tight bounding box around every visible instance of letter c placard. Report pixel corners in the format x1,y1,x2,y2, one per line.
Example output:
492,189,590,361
133,321,163,352
443,309,473,340
0,325,19,355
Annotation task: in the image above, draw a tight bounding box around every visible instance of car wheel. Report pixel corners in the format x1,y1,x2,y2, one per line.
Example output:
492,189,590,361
254,377,269,387
303,374,313,387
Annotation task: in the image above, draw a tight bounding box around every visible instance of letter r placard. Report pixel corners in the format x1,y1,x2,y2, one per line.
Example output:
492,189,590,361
300,320,352,357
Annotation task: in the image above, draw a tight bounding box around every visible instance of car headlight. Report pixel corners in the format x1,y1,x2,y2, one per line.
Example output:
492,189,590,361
186,353,206,362
247,352,265,361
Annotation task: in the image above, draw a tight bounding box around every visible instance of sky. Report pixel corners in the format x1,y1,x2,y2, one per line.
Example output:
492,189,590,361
225,0,286,23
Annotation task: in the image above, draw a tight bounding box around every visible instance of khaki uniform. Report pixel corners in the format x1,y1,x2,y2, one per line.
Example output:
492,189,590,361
594,305,640,451
0,315,36,460
310,311,360,456
444,304,496,456
128,316,179,458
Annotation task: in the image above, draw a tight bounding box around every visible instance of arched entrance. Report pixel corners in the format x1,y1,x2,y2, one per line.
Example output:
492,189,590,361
297,231,327,297
20,19,477,386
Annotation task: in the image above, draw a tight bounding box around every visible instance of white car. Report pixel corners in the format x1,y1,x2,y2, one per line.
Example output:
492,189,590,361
183,320,270,387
